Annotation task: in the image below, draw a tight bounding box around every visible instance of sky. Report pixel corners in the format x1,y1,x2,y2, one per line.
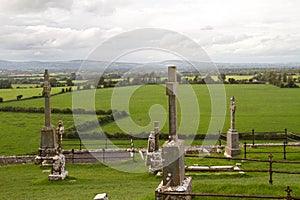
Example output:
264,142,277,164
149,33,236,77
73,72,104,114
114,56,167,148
0,0,300,63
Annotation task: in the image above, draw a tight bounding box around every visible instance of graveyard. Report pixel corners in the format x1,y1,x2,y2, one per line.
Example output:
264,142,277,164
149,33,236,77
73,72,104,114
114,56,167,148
1,68,300,200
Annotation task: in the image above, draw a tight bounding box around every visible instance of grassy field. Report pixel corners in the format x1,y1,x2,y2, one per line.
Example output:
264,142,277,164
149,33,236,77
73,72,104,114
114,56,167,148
0,86,72,101
1,84,300,133
0,154,300,200
1,84,300,155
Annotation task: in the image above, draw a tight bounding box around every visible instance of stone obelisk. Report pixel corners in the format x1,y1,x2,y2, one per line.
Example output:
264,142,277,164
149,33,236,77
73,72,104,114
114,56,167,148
225,96,241,157
155,66,192,200
38,69,57,157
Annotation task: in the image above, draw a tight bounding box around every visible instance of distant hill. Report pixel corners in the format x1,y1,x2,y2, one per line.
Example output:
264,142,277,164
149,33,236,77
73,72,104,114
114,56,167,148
0,60,299,72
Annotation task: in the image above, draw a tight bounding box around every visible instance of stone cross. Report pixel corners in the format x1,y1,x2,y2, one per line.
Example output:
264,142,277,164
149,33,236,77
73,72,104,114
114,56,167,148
230,96,236,131
43,69,52,127
166,66,178,141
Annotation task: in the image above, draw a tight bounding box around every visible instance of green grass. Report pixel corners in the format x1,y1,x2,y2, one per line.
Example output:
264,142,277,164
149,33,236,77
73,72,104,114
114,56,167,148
0,112,75,155
1,84,300,155
0,86,72,101
2,84,299,133
0,158,300,200
0,163,159,200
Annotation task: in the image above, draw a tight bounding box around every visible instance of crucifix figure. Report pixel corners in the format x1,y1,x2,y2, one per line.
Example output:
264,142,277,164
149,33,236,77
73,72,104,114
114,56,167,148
230,96,236,131
56,120,64,154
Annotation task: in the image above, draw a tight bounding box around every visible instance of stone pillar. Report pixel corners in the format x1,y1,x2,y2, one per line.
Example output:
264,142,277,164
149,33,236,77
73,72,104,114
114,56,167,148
225,96,241,157
44,69,51,127
154,121,160,151
156,66,192,200
166,66,178,141
37,70,57,159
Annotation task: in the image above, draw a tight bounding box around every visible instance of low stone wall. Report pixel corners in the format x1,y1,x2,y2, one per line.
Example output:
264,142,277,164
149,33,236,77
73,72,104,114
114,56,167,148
0,155,36,166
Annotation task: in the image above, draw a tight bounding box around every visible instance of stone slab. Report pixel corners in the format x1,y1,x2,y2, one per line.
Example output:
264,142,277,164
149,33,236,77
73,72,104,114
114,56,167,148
48,171,68,181
155,176,192,200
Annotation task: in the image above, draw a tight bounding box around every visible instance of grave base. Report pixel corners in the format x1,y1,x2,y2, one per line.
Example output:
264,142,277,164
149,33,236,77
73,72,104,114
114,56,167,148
155,177,192,200
48,171,68,181
225,130,241,157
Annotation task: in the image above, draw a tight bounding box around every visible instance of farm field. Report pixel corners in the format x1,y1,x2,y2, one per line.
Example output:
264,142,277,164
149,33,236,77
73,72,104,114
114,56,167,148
0,84,300,155
0,86,72,102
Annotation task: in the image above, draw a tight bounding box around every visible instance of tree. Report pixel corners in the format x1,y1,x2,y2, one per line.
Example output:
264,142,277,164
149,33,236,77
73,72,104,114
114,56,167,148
66,78,74,86
0,80,12,89
228,78,236,84
283,73,287,83
49,78,59,87
218,73,226,82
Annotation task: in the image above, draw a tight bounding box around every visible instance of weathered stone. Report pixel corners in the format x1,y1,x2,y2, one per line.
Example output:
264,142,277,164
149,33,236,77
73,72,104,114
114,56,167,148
154,121,160,151
146,151,163,174
147,131,155,153
155,177,192,200
162,140,185,186
37,70,57,160
225,130,241,157
146,122,163,173
225,96,240,157
48,154,68,181
155,66,192,199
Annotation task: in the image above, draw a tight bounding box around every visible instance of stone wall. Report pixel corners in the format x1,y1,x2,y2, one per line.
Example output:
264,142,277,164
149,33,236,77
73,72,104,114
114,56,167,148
0,155,35,166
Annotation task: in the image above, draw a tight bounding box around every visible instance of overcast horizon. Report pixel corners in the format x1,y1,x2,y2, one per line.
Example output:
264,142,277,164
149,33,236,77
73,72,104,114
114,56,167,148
0,0,300,63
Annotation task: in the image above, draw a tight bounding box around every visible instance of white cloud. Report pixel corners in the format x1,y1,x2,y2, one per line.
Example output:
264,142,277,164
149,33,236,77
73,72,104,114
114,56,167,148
0,0,74,14
0,0,299,62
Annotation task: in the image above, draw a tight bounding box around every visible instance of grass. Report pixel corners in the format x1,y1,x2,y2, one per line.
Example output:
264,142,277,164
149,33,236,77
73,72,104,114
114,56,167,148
0,86,72,101
0,163,159,200
2,84,299,133
1,84,300,155
0,112,76,155
0,155,300,200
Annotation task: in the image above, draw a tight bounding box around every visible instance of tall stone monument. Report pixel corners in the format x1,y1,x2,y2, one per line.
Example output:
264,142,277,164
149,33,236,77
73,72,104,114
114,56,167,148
225,96,241,157
38,69,57,158
155,66,192,200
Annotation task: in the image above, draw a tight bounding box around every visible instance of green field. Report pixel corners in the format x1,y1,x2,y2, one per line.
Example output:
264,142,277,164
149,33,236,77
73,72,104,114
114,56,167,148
1,84,300,199
1,84,299,133
1,84,300,155
0,154,300,200
0,86,73,101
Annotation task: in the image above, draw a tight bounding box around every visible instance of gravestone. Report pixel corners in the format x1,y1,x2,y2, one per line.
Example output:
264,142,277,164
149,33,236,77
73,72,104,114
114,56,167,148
48,120,68,180
146,121,162,174
225,96,241,157
35,70,57,164
155,66,192,200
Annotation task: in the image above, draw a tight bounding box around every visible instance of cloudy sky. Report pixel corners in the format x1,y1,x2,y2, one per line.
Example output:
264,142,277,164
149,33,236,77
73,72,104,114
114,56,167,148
0,0,300,63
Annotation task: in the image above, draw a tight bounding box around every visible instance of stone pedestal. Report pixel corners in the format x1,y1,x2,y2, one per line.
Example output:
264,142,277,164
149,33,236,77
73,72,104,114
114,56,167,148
225,130,241,157
35,126,57,165
155,177,192,200
162,140,185,186
39,126,57,156
48,154,68,181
